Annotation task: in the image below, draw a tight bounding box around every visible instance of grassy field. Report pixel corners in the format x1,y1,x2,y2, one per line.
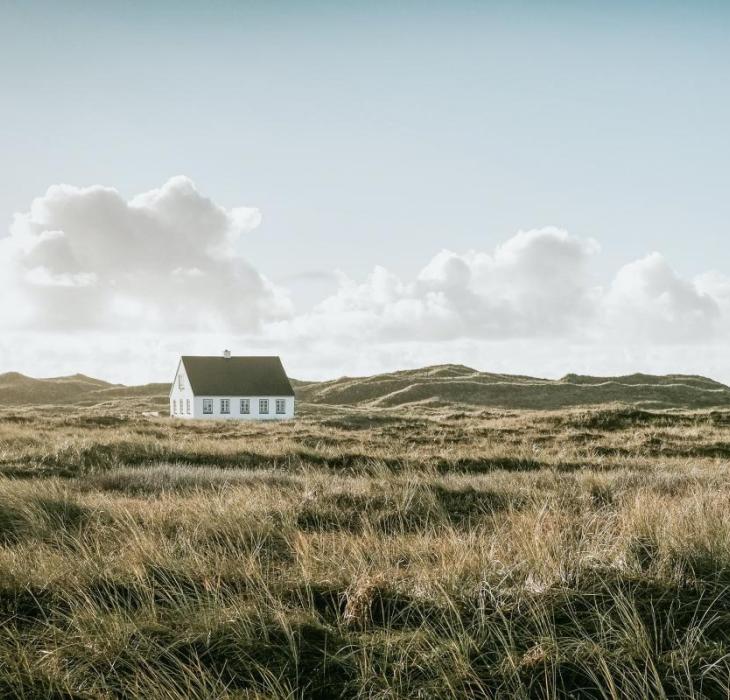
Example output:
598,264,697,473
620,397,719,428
2,402,730,698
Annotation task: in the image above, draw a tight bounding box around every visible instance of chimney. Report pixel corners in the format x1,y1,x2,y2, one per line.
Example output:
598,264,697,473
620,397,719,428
223,349,231,359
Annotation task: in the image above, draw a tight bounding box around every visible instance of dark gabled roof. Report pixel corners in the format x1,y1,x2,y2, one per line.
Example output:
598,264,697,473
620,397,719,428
181,356,294,397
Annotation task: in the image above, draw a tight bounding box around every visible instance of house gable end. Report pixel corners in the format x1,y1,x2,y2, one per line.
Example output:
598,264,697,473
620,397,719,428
168,358,183,399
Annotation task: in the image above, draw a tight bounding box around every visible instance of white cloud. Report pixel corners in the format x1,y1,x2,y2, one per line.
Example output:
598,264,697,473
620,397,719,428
273,231,730,353
0,176,291,332
261,230,730,383
604,253,720,342
3,178,730,384
695,269,730,313
282,227,602,342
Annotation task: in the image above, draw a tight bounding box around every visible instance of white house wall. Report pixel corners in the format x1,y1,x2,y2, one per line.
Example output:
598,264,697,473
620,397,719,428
169,361,194,418
191,396,295,420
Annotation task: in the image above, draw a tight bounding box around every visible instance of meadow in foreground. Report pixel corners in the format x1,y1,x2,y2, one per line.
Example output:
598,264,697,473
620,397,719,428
1,403,730,698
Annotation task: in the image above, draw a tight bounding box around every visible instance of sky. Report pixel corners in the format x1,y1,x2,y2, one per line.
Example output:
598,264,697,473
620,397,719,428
1,0,730,383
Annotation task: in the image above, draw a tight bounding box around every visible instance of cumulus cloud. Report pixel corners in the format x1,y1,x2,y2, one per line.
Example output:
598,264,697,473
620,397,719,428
271,230,730,352
3,177,730,384
695,269,730,313
0,176,291,331
282,227,602,341
604,253,721,342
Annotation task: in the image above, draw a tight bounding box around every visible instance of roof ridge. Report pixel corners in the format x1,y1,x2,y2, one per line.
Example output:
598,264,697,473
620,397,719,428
181,354,282,358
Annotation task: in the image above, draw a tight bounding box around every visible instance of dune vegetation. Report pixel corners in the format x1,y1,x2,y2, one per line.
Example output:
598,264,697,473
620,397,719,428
1,397,730,698
294,365,730,410
4,364,730,412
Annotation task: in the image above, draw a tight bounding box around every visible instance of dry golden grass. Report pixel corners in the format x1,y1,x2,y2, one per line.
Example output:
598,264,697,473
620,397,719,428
1,403,730,698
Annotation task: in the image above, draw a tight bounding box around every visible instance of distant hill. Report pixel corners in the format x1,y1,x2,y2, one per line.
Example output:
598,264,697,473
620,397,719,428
0,372,168,408
294,365,730,410
2,365,730,411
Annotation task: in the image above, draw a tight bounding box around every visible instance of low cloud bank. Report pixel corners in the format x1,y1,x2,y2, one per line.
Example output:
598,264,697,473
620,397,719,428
1,177,729,383
280,228,600,341
278,229,726,346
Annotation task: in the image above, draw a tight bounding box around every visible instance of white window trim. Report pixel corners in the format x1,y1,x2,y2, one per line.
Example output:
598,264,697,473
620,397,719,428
259,399,269,414
203,399,213,414
276,399,286,414
220,398,230,414
240,399,250,414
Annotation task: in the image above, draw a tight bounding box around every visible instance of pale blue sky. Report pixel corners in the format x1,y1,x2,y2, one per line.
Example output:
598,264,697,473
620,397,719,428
2,1,730,381
3,2,729,284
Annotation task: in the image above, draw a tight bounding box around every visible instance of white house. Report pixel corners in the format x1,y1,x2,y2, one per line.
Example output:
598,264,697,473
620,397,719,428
169,351,295,420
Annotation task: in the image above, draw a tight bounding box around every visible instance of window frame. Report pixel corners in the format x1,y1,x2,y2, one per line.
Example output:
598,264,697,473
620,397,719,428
240,399,250,414
178,374,184,390
275,399,286,415
220,398,230,414
186,399,191,414
259,399,269,414
202,399,213,414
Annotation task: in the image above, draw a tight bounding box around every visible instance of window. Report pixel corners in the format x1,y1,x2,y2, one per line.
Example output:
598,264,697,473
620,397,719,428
240,399,250,414
171,400,176,415
220,399,230,414
178,374,184,390
276,399,286,415
259,399,269,414
203,399,213,414
186,399,191,414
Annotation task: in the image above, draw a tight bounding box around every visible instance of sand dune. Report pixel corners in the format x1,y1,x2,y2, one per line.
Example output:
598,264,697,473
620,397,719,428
295,365,730,410
2,364,729,410
0,372,168,408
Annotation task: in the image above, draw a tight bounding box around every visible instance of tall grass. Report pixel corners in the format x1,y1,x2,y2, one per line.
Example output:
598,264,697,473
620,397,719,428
0,404,730,697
